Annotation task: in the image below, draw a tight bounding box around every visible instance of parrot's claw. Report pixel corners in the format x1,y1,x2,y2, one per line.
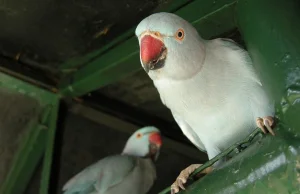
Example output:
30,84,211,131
171,164,212,194
256,116,275,136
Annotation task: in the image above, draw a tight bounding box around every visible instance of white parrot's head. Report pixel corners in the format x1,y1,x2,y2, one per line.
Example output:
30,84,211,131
135,12,206,80
122,126,162,161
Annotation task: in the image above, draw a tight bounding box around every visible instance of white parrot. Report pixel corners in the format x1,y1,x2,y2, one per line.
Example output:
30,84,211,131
135,12,275,193
62,126,162,194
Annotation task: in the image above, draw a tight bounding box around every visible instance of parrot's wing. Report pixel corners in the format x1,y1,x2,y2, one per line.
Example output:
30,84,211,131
219,38,246,51
219,38,275,118
62,155,137,194
218,38,262,86
173,113,206,152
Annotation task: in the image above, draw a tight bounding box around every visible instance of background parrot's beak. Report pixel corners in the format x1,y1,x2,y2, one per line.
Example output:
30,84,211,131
149,131,162,147
140,35,167,72
148,131,162,161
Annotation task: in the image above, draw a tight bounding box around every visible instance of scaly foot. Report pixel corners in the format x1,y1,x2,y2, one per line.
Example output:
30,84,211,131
170,164,213,194
256,116,275,136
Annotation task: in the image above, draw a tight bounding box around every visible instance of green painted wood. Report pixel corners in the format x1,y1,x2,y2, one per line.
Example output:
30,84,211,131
159,0,300,193
0,72,58,106
179,128,300,194
59,0,237,97
0,72,59,194
40,103,59,194
236,0,300,132
0,107,50,194
59,0,193,72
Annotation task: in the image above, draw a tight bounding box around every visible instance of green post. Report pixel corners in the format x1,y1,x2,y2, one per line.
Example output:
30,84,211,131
236,0,300,130
40,103,59,194
0,72,60,194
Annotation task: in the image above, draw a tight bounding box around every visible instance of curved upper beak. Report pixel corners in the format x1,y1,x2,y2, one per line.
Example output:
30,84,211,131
148,131,162,161
149,131,162,148
140,34,167,73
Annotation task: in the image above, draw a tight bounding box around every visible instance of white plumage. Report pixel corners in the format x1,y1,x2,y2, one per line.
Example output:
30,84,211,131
136,12,274,193
153,38,274,158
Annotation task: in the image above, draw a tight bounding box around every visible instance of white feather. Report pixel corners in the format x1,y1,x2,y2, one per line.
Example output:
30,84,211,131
136,12,274,162
154,38,274,159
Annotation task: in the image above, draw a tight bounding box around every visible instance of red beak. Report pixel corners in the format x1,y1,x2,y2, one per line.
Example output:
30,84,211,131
140,35,166,72
149,132,162,147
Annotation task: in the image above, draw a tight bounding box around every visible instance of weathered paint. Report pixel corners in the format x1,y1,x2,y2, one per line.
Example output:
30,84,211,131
0,72,59,194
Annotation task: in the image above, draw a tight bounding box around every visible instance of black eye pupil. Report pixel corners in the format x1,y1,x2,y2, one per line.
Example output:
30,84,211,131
178,31,183,37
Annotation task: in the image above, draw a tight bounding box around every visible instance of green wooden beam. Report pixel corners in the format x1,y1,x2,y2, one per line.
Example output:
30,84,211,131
236,0,300,131
178,128,300,193
59,0,193,71
59,0,237,97
0,71,58,106
0,72,59,194
0,112,49,194
158,0,300,193
40,103,59,194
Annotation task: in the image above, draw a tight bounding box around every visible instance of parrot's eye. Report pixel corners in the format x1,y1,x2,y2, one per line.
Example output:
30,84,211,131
136,133,142,138
175,28,185,41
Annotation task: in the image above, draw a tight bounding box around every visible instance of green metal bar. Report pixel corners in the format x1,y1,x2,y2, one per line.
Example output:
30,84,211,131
159,127,263,194
0,107,51,194
0,71,58,106
236,0,300,130
59,0,237,97
0,71,60,194
39,103,59,194
157,0,300,193
177,126,300,194
59,0,194,71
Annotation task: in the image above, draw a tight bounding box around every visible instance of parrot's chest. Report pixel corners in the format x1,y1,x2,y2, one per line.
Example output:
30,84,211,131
154,78,255,149
155,78,245,118
149,39,274,156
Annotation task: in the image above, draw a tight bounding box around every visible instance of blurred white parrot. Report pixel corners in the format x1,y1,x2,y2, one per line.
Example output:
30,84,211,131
135,12,275,193
62,126,162,194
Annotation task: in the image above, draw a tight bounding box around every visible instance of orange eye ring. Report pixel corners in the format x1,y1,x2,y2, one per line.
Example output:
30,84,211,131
136,133,142,138
175,28,185,41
